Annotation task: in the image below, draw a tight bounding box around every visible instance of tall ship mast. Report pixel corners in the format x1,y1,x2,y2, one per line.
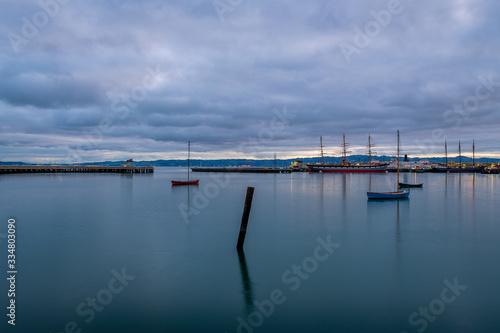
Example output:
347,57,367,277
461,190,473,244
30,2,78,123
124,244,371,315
445,140,448,167
448,139,485,173
459,140,462,166
366,134,376,166
308,134,387,173
473,139,475,166
341,133,351,166
320,136,325,164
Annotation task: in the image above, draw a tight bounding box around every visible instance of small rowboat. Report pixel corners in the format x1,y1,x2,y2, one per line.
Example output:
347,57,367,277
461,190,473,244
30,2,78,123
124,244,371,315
367,189,410,199
172,179,199,186
399,182,423,188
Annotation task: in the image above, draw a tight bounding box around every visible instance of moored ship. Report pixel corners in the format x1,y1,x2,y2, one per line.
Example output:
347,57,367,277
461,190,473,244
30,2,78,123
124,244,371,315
308,134,388,173
308,164,387,173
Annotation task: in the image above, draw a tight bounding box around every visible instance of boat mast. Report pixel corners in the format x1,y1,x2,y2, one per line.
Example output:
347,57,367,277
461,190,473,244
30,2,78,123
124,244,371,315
320,136,325,164
187,141,190,182
445,140,448,167
342,133,351,166
367,134,375,166
397,130,400,192
473,139,475,167
459,140,461,166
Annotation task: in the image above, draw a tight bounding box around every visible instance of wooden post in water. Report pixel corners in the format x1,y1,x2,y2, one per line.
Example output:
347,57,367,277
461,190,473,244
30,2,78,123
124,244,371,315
236,187,255,251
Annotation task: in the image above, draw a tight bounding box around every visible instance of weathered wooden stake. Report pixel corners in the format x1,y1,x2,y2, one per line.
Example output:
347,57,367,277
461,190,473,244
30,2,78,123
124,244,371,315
236,187,255,250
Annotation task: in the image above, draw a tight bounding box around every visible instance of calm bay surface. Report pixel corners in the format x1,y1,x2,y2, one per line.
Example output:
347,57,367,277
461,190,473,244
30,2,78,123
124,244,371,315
1,167,499,333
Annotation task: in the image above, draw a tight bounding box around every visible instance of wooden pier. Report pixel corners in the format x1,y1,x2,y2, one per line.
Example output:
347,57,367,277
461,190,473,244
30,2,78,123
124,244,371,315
0,165,154,174
192,167,291,173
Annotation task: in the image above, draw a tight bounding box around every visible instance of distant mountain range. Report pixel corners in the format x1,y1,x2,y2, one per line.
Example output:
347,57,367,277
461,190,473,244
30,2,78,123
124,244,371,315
4,155,499,167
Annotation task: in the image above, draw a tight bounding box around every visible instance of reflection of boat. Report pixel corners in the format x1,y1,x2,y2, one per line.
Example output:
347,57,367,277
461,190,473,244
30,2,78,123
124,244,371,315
399,182,423,188
368,130,410,200
171,141,199,186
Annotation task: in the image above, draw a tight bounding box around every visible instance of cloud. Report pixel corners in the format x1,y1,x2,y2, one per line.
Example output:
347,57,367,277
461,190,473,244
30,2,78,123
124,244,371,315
0,0,499,162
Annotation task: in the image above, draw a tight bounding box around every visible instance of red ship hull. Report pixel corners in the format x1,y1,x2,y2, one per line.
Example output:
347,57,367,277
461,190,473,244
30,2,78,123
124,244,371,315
308,166,387,173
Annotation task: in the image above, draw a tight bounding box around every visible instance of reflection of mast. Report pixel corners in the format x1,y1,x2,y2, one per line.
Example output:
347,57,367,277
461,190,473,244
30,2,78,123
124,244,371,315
320,136,325,164
342,133,351,166
237,251,255,314
367,134,376,166
396,201,400,244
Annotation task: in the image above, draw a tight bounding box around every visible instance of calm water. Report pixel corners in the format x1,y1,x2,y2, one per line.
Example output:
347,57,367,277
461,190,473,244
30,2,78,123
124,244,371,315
1,168,499,333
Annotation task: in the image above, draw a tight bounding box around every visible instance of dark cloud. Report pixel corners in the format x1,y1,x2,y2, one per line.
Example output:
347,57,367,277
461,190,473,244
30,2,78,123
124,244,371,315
0,0,499,162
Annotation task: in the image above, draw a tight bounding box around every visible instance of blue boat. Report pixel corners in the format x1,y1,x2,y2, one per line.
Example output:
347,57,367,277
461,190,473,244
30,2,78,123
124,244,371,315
367,189,410,199
367,130,410,200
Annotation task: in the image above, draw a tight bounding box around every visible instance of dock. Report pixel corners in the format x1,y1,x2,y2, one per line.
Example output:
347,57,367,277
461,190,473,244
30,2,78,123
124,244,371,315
0,165,154,174
192,167,291,173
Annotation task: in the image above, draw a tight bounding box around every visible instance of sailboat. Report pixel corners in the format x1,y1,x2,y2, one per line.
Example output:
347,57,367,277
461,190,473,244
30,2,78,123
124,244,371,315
367,130,410,199
171,141,199,186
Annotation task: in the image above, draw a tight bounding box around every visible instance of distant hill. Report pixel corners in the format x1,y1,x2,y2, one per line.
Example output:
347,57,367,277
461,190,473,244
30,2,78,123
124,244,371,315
95,155,500,167
4,155,499,167
0,161,31,166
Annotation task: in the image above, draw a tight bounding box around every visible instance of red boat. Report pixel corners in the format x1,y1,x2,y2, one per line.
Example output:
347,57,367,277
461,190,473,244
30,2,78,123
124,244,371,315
171,179,199,186
172,141,199,186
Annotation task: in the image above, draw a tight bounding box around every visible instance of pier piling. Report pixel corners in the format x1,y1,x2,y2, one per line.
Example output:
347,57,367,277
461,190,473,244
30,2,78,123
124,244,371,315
236,187,255,251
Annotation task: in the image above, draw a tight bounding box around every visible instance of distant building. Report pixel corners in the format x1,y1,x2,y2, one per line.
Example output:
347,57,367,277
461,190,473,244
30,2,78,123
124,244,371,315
290,160,308,169
121,159,134,167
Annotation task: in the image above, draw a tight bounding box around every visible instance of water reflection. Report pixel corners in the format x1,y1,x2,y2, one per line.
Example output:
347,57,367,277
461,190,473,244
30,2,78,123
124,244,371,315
171,184,196,225
237,250,255,314
396,201,401,244
120,173,133,209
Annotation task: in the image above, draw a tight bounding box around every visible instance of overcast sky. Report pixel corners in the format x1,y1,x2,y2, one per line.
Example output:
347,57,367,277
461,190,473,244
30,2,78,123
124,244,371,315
1,0,499,163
